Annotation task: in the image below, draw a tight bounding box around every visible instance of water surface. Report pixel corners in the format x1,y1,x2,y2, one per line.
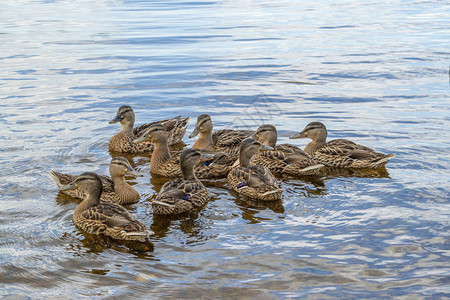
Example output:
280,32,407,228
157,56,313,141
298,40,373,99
1,0,449,298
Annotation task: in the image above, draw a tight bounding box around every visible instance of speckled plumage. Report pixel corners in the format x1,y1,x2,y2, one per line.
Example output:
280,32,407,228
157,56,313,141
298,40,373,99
134,124,235,179
290,122,395,169
153,178,210,215
227,138,283,201
150,149,234,179
109,105,189,153
49,157,141,205
59,172,150,242
74,201,148,241
252,125,324,175
228,165,283,201
152,149,211,215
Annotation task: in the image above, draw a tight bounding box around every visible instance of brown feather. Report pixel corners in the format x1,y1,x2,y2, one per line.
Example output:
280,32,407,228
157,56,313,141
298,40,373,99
228,165,283,201
252,143,323,175
110,115,189,153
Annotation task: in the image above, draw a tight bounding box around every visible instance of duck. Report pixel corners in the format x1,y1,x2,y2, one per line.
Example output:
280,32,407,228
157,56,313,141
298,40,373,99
109,105,189,153
59,172,151,242
252,124,324,175
50,157,142,205
228,138,284,201
152,148,213,215
289,121,395,169
189,114,254,155
133,123,234,178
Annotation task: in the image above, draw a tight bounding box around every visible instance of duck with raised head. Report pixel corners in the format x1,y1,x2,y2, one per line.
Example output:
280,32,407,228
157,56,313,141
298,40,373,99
152,148,213,215
50,157,142,205
252,124,324,175
133,124,234,178
59,172,151,241
290,121,395,169
228,138,284,201
189,114,253,156
109,105,189,153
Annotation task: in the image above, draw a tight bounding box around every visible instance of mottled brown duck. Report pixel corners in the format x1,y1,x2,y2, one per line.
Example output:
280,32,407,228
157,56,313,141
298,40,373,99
109,105,189,153
290,121,395,169
228,138,284,201
50,157,142,205
133,123,234,178
189,114,253,156
152,148,212,215
252,124,324,175
59,172,151,242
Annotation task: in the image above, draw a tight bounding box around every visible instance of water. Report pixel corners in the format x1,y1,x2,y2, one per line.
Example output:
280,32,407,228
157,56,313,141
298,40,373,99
1,0,449,298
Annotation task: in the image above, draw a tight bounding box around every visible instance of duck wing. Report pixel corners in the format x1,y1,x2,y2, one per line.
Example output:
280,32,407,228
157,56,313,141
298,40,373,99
134,116,189,146
212,129,254,155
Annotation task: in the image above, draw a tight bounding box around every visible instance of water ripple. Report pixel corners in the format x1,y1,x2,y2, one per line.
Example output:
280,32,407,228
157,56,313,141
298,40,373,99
1,0,449,298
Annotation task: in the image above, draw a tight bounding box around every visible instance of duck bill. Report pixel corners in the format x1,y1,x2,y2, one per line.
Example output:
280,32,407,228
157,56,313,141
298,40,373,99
199,153,214,163
289,131,306,139
133,136,148,144
260,144,274,151
126,168,143,177
188,127,199,138
59,181,77,191
109,115,123,124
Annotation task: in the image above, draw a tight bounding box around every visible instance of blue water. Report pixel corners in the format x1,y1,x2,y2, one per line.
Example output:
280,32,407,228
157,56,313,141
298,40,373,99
1,0,449,298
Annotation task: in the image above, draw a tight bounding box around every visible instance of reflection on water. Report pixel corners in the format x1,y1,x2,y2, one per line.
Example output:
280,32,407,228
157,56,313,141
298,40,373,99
1,0,449,298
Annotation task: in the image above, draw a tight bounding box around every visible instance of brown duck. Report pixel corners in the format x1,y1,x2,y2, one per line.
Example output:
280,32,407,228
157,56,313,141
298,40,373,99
228,138,284,201
290,121,395,169
50,157,142,205
252,124,324,175
189,114,253,156
133,123,234,178
59,172,151,242
152,148,213,215
109,105,189,153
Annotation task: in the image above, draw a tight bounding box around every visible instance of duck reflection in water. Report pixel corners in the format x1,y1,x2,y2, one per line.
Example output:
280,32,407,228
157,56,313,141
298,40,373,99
66,231,154,255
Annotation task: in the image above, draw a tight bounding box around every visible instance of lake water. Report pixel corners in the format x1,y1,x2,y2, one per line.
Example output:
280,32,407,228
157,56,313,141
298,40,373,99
1,0,449,298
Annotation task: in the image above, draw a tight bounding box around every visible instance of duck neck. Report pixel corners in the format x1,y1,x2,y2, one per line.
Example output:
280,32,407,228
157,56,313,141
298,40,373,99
264,134,277,148
181,163,196,181
304,141,321,155
239,151,253,168
73,191,101,219
193,130,214,150
151,137,171,173
119,120,134,136
305,131,327,155
112,175,140,201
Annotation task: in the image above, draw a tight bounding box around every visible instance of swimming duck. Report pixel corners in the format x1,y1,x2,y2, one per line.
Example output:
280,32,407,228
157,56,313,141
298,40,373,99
152,148,213,215
252,125,324,175
50,157,142,205
59,172,151,242
133,124,234,178
290,121,395,169
189,114,254,155
228,138,284,201
109,105,189,153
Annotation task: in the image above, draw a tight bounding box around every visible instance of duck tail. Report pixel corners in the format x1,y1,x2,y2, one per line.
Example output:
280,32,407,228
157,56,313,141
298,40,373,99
261,188,285,196
48,171,63,186
299,164,324,173
152,200,176,208
372,154,395,168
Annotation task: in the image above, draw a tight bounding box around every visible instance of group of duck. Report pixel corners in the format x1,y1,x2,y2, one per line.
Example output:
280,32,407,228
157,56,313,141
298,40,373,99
50,105,395,243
